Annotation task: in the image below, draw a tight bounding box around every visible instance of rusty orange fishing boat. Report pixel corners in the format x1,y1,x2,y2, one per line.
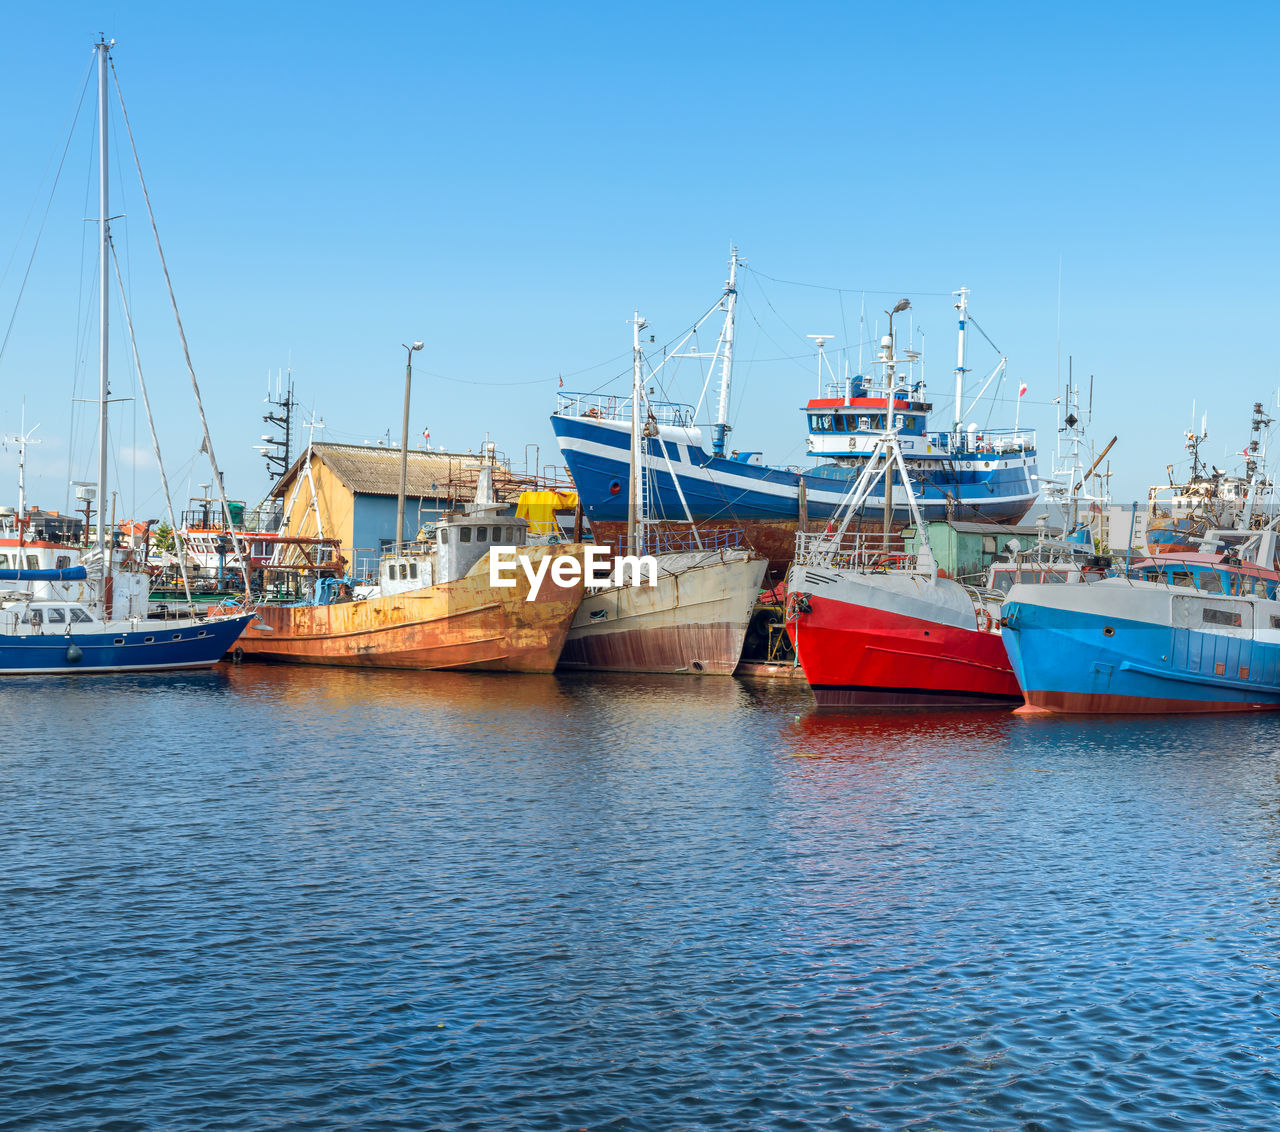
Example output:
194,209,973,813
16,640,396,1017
222,451,587,672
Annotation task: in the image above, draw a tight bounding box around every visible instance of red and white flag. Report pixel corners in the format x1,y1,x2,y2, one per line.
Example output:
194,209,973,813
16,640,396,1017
423,427,430,443
1018,382,1028,397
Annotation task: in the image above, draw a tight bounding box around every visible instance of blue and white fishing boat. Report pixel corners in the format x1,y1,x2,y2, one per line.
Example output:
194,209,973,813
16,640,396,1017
0,40,252,675
1001,526,1280,714
552,252,1039,571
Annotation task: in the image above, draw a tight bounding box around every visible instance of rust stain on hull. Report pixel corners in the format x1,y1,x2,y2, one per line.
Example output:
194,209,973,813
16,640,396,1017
234,545,586,673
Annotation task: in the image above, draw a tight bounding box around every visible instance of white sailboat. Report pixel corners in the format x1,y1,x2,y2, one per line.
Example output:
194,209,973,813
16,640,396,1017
0,39,253,674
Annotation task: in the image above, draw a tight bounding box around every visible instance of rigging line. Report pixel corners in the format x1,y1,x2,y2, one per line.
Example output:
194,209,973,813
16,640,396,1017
0,65,96,372
110,57,250,600
109,237,196,611
742,264,954,297
582,298,726,398
0,57,94,297
424,370,561,388
965,312,1002,356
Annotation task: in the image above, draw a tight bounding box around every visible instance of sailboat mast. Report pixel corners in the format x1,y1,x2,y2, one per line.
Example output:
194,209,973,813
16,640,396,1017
711,246,739,457
627,311,647,554
95,38,111,555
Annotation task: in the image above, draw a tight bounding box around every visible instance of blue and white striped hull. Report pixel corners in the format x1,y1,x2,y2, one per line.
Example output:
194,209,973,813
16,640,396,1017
0,613,254,675
552,413,1038,528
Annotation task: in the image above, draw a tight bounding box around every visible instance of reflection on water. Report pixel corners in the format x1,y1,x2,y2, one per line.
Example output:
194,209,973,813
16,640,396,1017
1,666,1279,1128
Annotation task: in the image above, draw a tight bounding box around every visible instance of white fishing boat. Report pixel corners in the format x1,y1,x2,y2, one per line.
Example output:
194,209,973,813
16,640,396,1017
557,312,767,675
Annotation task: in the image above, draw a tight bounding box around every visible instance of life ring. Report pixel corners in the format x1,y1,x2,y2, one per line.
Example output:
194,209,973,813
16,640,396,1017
585,407,601,418
978,608,994,633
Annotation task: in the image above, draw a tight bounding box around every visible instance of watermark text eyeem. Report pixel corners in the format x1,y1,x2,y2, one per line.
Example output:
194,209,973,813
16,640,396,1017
489,545,658,600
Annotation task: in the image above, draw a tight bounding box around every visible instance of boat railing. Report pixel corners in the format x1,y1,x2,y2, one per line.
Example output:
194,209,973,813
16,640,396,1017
555,392,696,428
642,528,744,555
794,529,912,571
930,427,1036,455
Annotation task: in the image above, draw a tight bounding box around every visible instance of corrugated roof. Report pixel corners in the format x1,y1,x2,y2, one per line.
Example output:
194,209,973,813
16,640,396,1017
273,443,522,501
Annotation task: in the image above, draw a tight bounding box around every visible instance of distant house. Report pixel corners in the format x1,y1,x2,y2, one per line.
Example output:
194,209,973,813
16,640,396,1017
270,443,520,581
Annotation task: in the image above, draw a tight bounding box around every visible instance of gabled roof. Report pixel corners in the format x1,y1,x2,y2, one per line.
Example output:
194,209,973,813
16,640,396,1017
272,442,520,501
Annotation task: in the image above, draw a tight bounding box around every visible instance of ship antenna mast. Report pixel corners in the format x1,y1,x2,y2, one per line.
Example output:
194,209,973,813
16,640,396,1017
952,286,969,436
711,246,740,458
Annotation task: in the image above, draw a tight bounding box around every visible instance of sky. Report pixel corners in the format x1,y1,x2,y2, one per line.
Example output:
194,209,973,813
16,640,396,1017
1,0,1278,522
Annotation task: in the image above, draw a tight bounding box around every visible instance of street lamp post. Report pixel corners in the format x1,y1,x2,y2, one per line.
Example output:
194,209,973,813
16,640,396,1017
396,340,425,558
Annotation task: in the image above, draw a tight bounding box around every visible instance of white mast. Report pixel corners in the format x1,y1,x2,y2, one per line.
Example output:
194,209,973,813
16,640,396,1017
711,246,739,457
952,286,969,436
95,38,111,556
4,407,40,519
627,311,648,554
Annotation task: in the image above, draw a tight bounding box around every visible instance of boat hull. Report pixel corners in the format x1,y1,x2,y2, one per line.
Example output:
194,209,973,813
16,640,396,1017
0,612,253,676
787,565,1021,710
1145,516,1206,556
232,545,586,673
558,549,767,675
1001,581,1280,714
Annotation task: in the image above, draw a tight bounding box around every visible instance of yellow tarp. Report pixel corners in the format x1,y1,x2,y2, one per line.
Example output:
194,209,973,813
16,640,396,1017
516,490,579,535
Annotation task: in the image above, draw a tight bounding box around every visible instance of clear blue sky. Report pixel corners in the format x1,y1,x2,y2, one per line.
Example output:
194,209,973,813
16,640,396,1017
2,1,1277,520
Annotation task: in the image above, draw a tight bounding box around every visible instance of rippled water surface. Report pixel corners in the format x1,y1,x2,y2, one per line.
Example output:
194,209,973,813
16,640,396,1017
3,666,1280,1129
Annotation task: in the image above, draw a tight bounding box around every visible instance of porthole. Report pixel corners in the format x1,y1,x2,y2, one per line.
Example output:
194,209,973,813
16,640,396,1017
144,636,155,644
1103,626,1115,637
198,630,208,638
172,633,182,641
113,637,125,645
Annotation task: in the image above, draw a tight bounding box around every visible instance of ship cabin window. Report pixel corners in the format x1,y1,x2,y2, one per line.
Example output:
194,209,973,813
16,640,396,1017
1165,568,1194,588
46,607,66,624
808,414,835,433
409,563,418,580
438,528,448,545
69,608,92,624
460,528,472,543
1198,570,1224,594
400,563,410,580
476,526,488,542
833,415,846,432
0,554,8,567
56,556,71,569
1272,615,1280,630
26,555,38,570
1203,607,1242,628
386,564,395,581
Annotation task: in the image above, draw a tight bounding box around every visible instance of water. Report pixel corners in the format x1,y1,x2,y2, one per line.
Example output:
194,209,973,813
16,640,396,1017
2,667,1279,1130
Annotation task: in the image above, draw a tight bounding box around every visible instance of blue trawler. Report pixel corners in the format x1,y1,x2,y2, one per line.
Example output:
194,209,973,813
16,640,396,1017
552,254,1038,571
1001,530,1280,714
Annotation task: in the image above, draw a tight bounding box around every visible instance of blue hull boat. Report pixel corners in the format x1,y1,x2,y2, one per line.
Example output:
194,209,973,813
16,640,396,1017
1002,550,1280,714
